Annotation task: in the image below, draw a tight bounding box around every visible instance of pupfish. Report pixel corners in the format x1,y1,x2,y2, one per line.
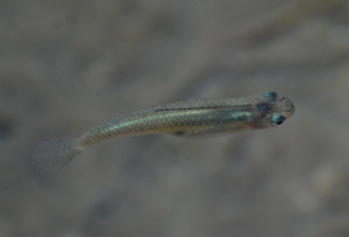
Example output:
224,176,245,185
30,92,294,174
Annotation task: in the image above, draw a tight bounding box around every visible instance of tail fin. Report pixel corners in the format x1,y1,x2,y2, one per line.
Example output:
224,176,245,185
29,139,82,176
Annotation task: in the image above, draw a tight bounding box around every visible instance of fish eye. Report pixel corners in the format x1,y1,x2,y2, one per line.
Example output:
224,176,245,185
271,114,286,126
263,92,278,100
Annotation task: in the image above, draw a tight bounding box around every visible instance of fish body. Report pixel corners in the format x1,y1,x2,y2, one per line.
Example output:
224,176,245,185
30,92,294,174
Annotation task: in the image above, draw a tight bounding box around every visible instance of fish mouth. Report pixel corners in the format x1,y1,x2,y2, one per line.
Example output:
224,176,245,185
280,97,295,119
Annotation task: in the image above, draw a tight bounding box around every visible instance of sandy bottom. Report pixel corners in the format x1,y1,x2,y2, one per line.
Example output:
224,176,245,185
2,0,349,236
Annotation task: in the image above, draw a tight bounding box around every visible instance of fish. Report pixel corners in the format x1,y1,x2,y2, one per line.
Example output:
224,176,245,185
29,92,294,174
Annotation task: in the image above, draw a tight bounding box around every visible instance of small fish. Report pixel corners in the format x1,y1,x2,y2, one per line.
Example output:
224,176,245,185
30,92,294,174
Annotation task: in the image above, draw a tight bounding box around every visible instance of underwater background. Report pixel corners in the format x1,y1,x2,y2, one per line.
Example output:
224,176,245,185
2,0,349,236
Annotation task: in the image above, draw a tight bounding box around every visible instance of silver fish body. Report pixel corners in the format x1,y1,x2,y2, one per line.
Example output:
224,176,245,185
30,92,294,174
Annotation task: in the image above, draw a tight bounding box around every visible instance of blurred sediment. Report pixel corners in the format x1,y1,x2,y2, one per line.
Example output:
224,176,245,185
2,0,349,236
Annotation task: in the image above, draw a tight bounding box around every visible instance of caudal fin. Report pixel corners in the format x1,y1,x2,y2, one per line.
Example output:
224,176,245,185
29,139,82,176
